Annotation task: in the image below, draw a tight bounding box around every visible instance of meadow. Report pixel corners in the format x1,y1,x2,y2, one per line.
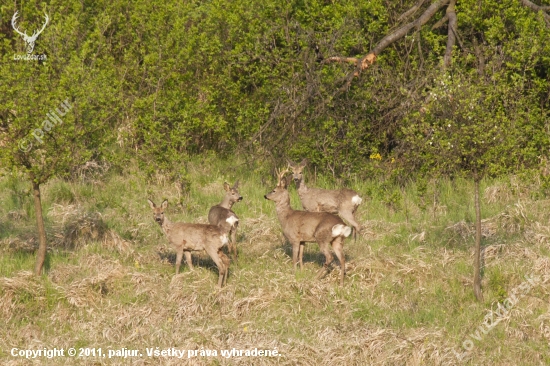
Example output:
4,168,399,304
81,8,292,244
1,157,549,365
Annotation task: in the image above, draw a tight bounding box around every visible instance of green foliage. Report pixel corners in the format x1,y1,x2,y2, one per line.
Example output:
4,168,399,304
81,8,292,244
2,0,548,181
0,1,120,185
535,174,550,199
402,69,547,181
1,1,548,181
488,267,509,303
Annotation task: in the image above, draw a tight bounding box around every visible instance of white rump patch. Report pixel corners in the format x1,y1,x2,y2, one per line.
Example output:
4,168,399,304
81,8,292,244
352,195,362,205
220,234,229,245
343,226,352,237
226,216,239,227
332,224,352,238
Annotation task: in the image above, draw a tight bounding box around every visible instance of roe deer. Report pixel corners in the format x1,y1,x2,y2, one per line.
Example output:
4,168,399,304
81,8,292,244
147,199,230,287
264,168,351,285
288,158,362,240
208,181,242,260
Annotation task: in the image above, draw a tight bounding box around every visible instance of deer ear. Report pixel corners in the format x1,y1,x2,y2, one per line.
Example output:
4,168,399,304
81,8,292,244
147,199,156,209
232,180,240,189
300,158,308,167
287,159,297,168
223,182,230,191
281,175,289,189
161,200,168,209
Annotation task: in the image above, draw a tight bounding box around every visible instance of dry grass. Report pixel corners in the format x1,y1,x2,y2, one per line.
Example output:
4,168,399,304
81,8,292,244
445,203,528,240
48,204,108,249
1,174,550,365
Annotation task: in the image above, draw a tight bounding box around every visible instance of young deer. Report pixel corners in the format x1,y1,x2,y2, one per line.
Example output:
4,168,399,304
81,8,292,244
288,159,362,240
208,181,242,260
147,199,230,287
264,169,351,285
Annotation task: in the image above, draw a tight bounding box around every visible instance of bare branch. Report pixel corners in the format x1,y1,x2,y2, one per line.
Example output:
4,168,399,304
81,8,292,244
432,14,449,29
325,0,450,68
371,0,450,57
325,0,450,91
322,56,359,66
397,0,426,22
443,0,457,69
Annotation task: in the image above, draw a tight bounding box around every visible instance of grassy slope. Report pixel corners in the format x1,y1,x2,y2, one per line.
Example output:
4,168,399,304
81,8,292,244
0,158,549,365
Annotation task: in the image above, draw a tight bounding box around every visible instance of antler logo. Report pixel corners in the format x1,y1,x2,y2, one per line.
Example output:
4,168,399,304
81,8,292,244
11,11,49,54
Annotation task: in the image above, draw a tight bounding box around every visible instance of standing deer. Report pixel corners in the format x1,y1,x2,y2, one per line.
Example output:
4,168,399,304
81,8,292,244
208,181,242,260
264,169,351,285
147,199,230,287
288,159,362,240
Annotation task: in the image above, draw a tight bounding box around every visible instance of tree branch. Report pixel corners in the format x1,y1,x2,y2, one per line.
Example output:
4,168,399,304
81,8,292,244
323,56,360,65
324,0,450,87
432,14,449,29
323,0,450,76
370,0,450,57
397,0,426,22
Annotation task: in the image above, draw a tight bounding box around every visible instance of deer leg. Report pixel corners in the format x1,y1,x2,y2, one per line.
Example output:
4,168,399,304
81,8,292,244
291,241,301,272
339,209,361,242
332,237,346,286
315,242,333,280
205,246,227,287
298,243,304,270
175,247,184,275
184,251,194,270
230,223,238,260
219,251,230,287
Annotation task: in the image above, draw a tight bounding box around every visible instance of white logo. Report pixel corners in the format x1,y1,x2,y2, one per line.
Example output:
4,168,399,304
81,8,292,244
12,11,49,54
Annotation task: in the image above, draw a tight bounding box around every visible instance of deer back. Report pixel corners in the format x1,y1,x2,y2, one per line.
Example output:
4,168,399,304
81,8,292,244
281,209,346,244
165,222,227,252
208,205,239,233
299,187,360,213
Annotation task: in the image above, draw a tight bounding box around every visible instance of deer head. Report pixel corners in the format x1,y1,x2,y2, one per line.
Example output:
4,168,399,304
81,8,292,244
288,158,308,183
264,167,290,202
12,11,49,54
223,180,243,205
147,199,168,225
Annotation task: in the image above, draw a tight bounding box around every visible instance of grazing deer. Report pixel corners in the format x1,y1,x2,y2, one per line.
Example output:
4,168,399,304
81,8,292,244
147,199,230,287
288,159,362,240
208,181,242,260
264,169,351,285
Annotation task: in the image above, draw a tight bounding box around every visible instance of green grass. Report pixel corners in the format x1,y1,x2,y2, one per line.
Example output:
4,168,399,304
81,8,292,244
1,157,549,365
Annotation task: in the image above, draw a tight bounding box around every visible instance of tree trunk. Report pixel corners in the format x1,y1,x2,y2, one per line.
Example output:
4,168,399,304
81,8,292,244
473,179,483,301
33,181,48,276
443,0,457,69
